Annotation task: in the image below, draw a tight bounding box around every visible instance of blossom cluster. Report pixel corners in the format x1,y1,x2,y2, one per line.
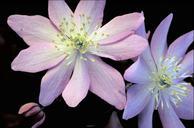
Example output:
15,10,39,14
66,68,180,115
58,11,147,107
3,0,193,128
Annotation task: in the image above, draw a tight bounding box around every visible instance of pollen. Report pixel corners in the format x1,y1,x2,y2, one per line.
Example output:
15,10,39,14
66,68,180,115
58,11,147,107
52,13,98,55
150,56,190,109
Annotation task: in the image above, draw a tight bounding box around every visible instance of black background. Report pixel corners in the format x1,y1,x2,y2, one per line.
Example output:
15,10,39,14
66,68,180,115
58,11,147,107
0,0,193,128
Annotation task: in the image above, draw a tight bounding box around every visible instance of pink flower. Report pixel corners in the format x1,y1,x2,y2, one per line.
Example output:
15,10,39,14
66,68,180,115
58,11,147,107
123,13,194,127
8,0,147,110
18,102,45,128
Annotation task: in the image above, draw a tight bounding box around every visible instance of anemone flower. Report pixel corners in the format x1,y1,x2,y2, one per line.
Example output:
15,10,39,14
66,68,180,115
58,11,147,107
123,13,194,127
8,0,147,109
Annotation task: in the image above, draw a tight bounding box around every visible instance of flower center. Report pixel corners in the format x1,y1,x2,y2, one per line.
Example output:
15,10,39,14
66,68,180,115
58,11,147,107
71,36,92,53
150,57,190,109
52,14,98,55
152,57,181,89
158,74,172,89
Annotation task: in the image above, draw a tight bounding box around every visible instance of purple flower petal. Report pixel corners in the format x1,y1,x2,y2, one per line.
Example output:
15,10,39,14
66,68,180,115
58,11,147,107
7,15,59,46
166,30,194,59
48,0,73,30
123,84,151,119
173,84,194,120
87,55,126,110
151,14,173,67
138,97,155,128
74,0,106,34
39,57,75,106
158,96,185,128
62,57,90,107
136,12,147,38
11,43,65,73
178,50,194,75
124,57,151,84
136,17,157,71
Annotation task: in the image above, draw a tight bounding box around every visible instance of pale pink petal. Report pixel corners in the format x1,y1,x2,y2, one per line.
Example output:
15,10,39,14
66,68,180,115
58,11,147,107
7,15,59,46
158,96,185,128
48,0,73,29
90,35,148,61
178,50,194,75
93,13,144,44
123,84,151,119
74,0,105,34
18,102,40,115
39,56,75,106
124,58,151,84
11,43,65,73
173,84,194,120
62,57,90,107
138,97,155,128
87,55,126,110
166,30,194,58
151,14,173,66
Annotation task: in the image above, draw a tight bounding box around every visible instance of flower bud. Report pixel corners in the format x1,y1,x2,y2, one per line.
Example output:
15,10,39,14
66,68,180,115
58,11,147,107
18,102,45,128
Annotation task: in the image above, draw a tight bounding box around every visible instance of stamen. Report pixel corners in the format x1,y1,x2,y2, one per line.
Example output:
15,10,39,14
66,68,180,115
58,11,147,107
80,56,87,61
150,56,190,109
89,58,96,62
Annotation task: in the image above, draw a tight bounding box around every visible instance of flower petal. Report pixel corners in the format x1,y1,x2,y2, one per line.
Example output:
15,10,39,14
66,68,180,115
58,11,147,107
39,56,75,106
62,57,90,107
151,14,173,67
123,84,151,119
87,55,126,110
138,97,155,128
90,35,148,61
7,15,59,46
158,96,185,128
178,50,194,75
136,12,147,38
136,19,157,71
48,0,73,29
18,102,40,115
166,30,194,59
74,0,106,34
124,57,151,84
11,43,65,73
173,84,194,120
93,13,144,44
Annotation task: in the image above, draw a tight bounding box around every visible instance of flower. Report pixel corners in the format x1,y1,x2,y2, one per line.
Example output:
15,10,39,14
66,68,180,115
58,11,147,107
123,13,194,127
8,0,147,109
18,102,45,128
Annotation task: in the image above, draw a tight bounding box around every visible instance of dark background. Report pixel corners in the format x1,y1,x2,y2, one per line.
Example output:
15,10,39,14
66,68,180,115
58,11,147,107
0,0,193,128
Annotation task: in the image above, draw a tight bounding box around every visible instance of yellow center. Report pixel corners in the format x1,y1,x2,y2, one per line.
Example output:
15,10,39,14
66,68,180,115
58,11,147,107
150,57,190,108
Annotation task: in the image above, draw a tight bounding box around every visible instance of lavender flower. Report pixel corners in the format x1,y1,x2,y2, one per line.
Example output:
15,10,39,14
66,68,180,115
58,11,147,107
123,14,193,128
